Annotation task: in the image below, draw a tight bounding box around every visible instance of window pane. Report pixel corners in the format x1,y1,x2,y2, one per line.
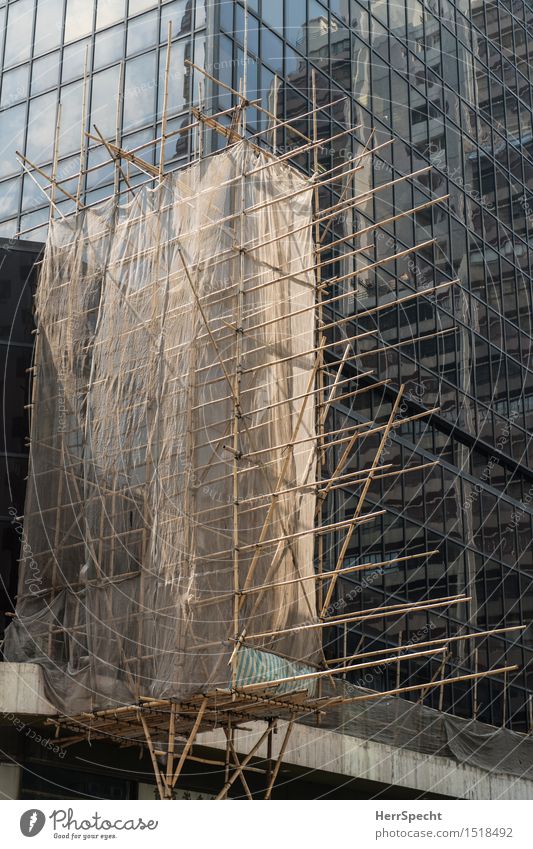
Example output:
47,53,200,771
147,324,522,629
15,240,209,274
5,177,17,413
96,0,125,29
58,79,83,156
0,104,26,177
262,27,283,74
0,178,21,219
94,24,125,69
4,0,34,67
127,10,158,55
263,0,282,33
160,0,190,41
65,0,95,43
26,91,57,164
195,0,206,29
285,0,306,47
62,38,91,83
129,0,157,14
123,52,157,131
91,65,121,138
34,0,63,55
1,64,30,108
31,51,59,95
157,39,189,119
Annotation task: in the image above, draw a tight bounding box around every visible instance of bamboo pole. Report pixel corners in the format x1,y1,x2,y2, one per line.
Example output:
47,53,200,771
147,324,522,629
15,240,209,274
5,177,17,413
325,626,526,666
139,712,166,800
226,731,253,799
264,720,294,800
76,45,89,206
240,596,470,644
237,647,448,693
165,703,176,799
319,666,519,709
171,696,208,788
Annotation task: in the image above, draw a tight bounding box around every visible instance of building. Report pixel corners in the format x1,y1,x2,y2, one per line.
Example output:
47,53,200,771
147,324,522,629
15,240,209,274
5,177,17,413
0,0,532,799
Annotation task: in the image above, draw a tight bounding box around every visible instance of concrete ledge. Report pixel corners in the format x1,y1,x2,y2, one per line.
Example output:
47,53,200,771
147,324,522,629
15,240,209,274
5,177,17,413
199,721,533,800
0,663,55,716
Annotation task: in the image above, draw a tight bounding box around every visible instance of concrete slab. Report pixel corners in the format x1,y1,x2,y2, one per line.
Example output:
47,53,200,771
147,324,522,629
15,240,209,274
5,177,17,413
0,663,55,716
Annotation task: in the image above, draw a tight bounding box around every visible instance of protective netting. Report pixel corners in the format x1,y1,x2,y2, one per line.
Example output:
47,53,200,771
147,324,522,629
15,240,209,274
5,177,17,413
5,142,321,712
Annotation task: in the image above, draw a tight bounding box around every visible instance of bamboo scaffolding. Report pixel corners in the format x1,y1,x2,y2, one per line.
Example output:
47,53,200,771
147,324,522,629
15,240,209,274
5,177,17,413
20,83,526,803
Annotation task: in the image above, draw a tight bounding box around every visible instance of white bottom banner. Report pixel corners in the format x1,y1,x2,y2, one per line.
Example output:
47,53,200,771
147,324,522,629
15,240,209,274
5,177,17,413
2,800,532,848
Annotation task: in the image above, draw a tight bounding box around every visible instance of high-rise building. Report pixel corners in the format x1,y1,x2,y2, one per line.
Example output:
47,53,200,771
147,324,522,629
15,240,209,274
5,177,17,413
0,0,532,799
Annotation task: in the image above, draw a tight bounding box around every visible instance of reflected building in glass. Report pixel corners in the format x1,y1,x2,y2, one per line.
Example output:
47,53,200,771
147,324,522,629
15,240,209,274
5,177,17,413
0,0,532,732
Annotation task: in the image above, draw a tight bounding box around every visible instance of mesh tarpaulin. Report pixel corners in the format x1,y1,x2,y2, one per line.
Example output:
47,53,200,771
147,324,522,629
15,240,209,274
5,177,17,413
5,142,321,712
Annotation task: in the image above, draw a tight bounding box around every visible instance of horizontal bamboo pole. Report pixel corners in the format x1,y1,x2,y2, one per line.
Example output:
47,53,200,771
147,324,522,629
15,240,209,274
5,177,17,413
236,647,448,693
319,665,520,709
326,625,527,666
241,596,471,643
325,593,468,624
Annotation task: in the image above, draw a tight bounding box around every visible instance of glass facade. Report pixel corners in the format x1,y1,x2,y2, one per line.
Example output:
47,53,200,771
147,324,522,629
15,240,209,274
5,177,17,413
0,0,207,239
0,0,532,731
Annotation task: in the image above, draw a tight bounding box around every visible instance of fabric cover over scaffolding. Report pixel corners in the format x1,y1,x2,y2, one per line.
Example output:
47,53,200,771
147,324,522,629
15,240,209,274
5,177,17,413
5,141,321,713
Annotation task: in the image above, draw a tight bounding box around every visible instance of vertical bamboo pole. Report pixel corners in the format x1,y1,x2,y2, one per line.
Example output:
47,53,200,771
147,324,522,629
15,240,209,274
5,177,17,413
272,74,279,154
473,647,479,719
165,703,176,799
311,67,326,634
396,631,402,689
159,22,173,180
76,45,89,208
139,713,166,800
50,103,62,224
438,651,448,712
502,670,508,728
114,61,125,196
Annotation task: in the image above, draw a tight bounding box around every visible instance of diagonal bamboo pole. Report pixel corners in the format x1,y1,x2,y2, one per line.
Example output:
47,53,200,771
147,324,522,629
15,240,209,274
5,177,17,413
320,386,406,615
171,696,208,788
264,719,295,800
